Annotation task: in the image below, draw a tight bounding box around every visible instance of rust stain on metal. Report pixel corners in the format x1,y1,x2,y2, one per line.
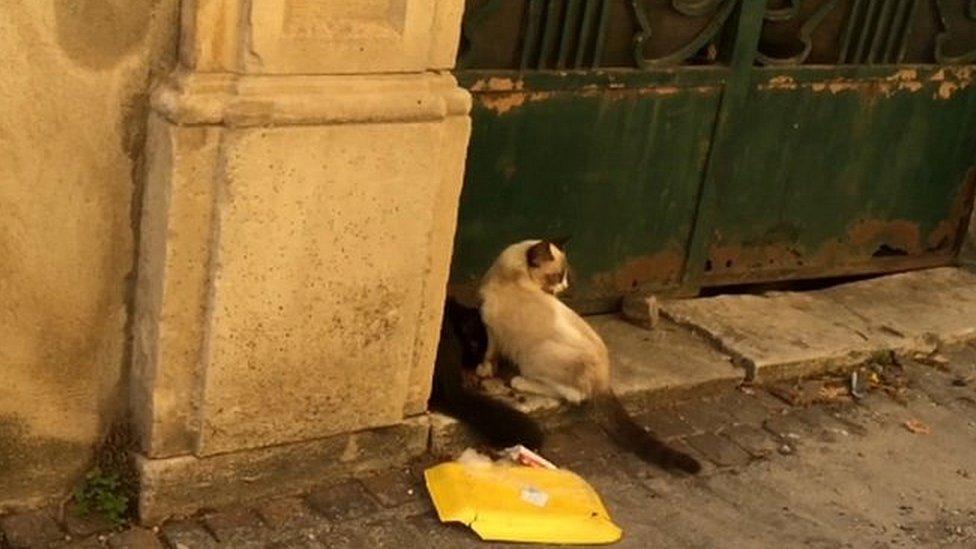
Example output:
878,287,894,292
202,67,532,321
469,77,525,92
845,219,922,253
809,78,921,97
644,86,680,96
477,91,553,114
810,80,860,94
760,75,798,90
890,69,919,81
707,241,806,275
704,170,975,284
928,167,976,250
611,249,685,291
706,217,934,280
589,249,685,294
885,69,924,93
797,66,973,99
931,66,973,100
804,68,932,97
575,85,714,100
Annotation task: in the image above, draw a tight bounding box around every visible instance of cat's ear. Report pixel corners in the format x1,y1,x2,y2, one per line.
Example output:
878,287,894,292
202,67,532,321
526,240,555,267
549,235,571,250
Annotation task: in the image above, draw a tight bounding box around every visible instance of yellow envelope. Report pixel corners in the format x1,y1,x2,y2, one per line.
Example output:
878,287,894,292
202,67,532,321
424,461,622,544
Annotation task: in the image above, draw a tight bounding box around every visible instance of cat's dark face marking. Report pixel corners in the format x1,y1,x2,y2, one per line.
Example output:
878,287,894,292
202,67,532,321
526,240,570,295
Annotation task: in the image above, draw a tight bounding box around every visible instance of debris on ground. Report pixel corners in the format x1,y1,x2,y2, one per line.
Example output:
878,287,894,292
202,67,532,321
911,351,951,370
770,379,842,406
621,293,660,330
903,420,931,435
952,376,974,387
425,448,622,544
849,371,865,400
500,445,557,470
768,360,913,408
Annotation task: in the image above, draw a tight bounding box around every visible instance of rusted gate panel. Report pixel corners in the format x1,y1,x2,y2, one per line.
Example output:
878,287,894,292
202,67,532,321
451,0,976,312
695,0,976,287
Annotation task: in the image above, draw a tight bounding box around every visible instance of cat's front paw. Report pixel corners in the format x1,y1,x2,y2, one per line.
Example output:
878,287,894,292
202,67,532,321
475,361,495,378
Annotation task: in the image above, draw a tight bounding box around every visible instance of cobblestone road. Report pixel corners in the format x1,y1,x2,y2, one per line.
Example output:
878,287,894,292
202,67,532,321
4,344,976,548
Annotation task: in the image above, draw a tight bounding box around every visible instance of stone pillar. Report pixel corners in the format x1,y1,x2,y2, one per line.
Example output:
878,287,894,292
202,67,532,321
131,0,469,522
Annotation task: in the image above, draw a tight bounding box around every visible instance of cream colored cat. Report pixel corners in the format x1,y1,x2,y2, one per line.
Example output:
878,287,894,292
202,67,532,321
478,239,701,473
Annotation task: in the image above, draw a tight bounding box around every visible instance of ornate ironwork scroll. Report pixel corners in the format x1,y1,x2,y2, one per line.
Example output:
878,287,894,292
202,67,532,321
757,0,840,65
757,0,976,66
935,0,976,64
459,0,976,70
631,0,737,68
458,0,740,70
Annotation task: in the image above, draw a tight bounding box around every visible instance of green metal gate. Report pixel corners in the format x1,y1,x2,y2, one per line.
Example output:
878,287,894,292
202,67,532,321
449,0,976,313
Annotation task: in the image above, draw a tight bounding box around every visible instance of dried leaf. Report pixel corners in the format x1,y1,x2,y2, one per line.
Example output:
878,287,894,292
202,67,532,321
817,385,849,401
903,419,931,435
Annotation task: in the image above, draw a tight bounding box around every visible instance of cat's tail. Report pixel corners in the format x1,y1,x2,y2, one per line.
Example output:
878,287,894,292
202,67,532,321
591,390,701,474
435,385,546,450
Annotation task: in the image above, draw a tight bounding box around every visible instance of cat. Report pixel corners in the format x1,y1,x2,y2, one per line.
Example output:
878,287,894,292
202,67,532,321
478,239,701,473
428,297,545,450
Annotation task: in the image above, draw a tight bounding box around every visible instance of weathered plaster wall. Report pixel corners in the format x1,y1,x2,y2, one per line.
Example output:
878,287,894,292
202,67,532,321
0,0,179,510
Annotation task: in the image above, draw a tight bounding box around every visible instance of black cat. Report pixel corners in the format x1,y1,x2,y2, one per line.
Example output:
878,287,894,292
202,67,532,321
429,298,544,449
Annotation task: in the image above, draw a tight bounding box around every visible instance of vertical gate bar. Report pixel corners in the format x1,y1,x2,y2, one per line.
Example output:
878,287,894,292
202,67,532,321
558,0,584,68
591,0,612,68
521,0,545,70
681,0,767,291
839,0,866,64
538,0,562,69
895,0,918,63
575,0,600,68
882,0,910,63
867,0,896,63
852,0,882,63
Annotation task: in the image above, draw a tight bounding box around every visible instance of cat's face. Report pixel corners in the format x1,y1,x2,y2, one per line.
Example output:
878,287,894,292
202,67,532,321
525,239,570,295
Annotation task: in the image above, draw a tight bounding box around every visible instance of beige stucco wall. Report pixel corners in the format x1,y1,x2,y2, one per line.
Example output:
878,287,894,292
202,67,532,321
0,0,179,510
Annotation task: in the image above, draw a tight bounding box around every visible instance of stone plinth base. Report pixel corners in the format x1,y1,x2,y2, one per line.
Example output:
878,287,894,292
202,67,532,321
136,417,429,524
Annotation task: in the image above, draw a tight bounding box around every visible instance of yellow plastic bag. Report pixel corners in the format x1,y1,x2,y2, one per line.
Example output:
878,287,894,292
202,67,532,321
424,456,622,545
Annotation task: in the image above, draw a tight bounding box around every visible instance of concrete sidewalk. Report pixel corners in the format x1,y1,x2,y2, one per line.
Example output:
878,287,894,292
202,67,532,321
433,267,976,451
664,267,976,380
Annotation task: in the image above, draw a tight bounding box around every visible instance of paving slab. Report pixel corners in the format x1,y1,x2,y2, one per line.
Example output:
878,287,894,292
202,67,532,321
685,432,752,467
106,527,163,549
662,268,976,381
0,510,64,549
306,480,380,523
429,316,741,455
62,512,115,538
819,267,976,347
723,424,779,458
255,497,317,530
201,509,266,547
160,520,217,549
595,317,743,402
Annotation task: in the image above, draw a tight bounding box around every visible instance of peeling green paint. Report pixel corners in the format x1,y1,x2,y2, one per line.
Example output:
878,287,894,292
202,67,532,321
451,3,976,309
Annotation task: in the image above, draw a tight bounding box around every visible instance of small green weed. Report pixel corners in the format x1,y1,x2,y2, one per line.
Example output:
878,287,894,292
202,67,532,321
73,467,129,524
